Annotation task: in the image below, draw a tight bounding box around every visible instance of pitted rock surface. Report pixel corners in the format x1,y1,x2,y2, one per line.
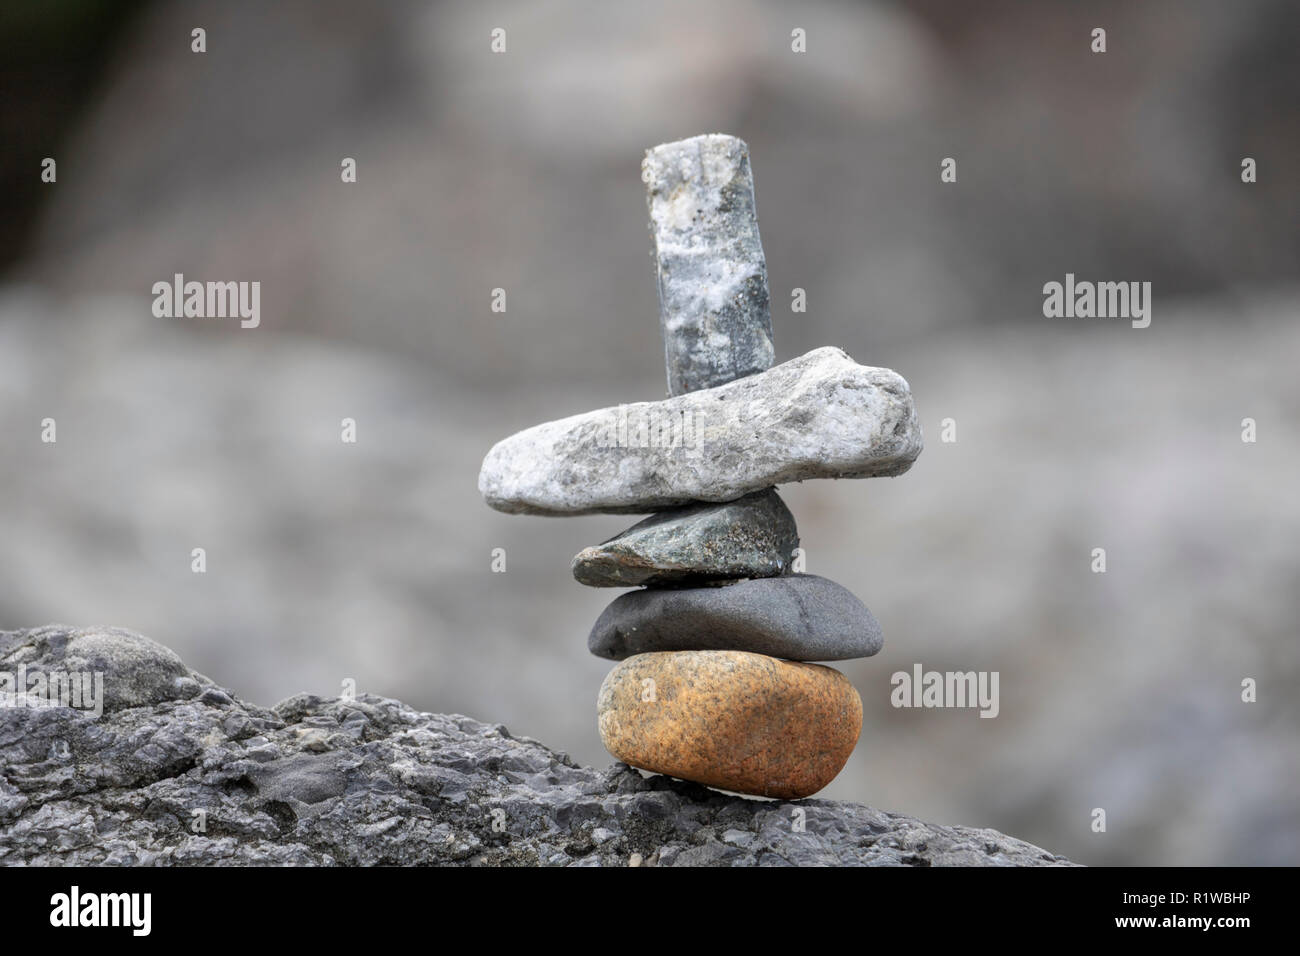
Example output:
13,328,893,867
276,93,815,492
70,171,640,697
0,625,1072,866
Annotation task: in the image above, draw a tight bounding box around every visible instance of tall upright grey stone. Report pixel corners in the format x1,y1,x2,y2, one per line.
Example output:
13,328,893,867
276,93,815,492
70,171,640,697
643,134,774,396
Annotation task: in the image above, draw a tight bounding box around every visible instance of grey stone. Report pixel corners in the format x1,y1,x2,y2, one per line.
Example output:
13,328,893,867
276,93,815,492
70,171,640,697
587,574,884,662
644,134,774,396
478,346,922,516
571,489,798,587
0,625,1072,866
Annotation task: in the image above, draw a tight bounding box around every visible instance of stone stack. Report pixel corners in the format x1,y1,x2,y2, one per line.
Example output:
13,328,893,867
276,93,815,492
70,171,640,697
478,134,923,800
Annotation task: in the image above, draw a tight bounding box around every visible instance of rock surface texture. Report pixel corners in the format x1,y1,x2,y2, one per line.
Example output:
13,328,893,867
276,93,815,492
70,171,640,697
0,625,1072,866
644,134,774,397
478,346,923,516
571,489,799,587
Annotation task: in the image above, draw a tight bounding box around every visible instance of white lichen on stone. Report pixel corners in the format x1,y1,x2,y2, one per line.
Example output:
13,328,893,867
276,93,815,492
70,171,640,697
644,134,774,396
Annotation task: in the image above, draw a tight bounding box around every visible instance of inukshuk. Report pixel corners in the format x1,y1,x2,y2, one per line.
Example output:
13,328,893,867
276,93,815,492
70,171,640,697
478,134,923,799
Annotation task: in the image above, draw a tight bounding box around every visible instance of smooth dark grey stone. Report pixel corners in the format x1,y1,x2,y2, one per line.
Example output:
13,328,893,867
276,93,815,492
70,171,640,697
571,489,798,587
587,574,884,662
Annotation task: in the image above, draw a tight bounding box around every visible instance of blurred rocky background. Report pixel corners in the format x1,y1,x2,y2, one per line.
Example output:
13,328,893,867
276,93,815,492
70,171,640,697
1,0,1297,865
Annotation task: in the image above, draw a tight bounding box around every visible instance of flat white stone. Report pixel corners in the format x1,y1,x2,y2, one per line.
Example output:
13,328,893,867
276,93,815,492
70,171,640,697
478,347,923,515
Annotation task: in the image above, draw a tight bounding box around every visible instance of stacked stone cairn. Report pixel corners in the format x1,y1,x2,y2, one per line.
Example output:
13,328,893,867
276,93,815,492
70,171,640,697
478,135,923,799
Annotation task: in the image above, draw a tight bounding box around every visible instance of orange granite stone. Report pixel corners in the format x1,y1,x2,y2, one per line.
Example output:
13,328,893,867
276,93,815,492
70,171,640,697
596,650,862,800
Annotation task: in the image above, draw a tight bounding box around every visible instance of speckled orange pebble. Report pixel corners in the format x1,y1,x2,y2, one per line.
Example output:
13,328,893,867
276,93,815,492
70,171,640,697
596,649,862,800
